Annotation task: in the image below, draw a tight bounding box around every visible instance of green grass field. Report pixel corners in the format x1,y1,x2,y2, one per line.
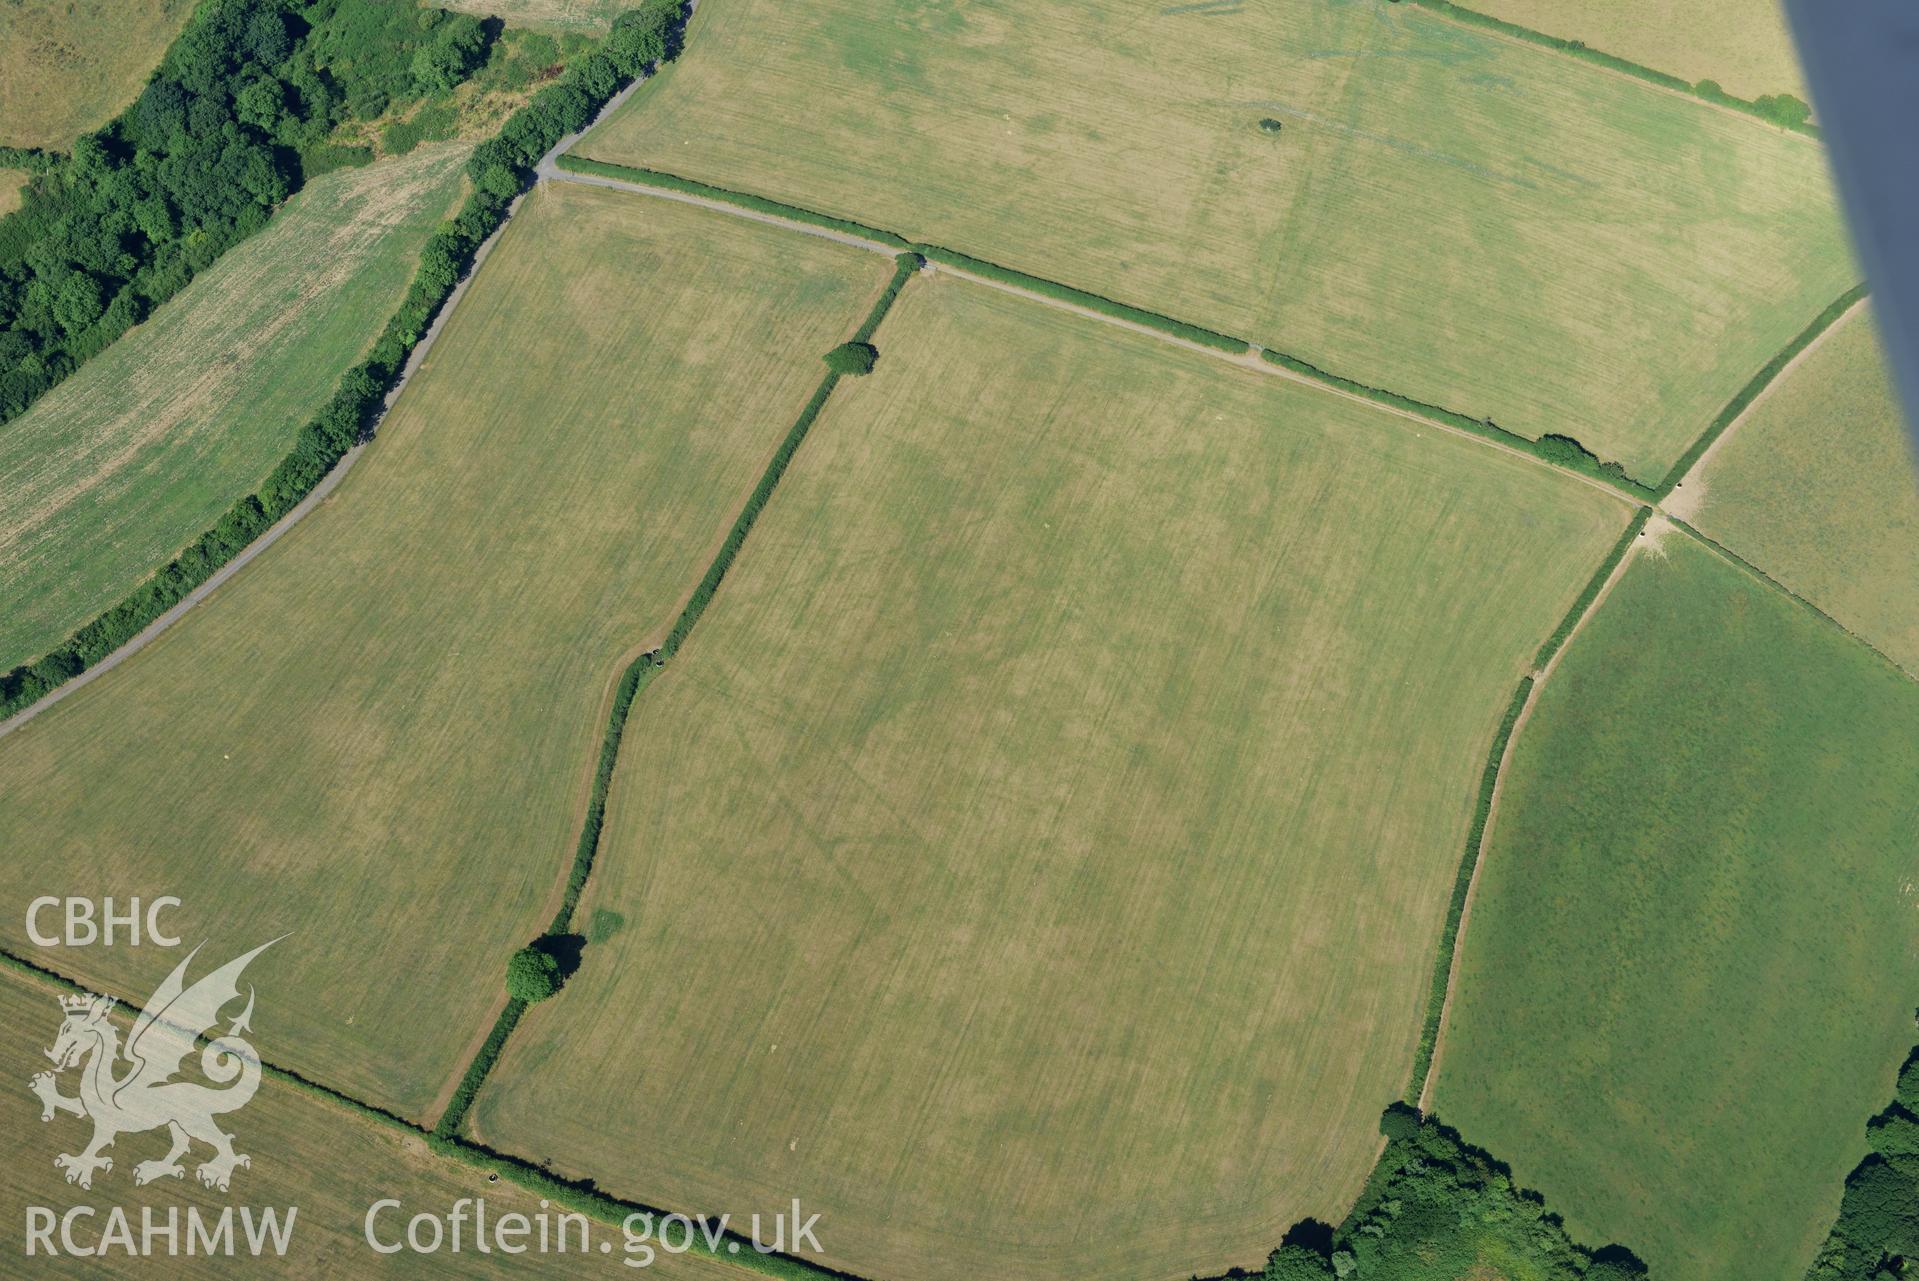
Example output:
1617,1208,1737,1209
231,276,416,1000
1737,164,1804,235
1671,306,1919,674
1431,533,1919,1281
0,181,890,1118
1465,0,1806,102
581,0,1853,482
0,0,193,149
473,274,1633,1281
0,963,740,1279
0,145,471,673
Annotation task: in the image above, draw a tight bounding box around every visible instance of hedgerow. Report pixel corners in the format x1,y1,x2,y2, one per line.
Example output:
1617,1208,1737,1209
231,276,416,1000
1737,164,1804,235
427,1133,860,1280
549,653,660,934
1533,508,1652,667
436,246,922,1147
1402,508,1650,1100
658,254,916,663
0,0,689,724
1656,283,1869,498
1403,507,1649,1102
851,253,920,344
548,159,1662,499
554,154,912,248
911,244,1251,354
1400,0,1817,137
548,158,1252,355
1260,349,1655,496
431,1000,524,1140
1402,675,1533,1102
0,943,843,1277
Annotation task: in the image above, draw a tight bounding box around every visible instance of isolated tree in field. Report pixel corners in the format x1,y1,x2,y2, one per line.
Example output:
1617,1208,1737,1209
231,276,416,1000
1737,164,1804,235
824,341,878,375
505,944,562,1002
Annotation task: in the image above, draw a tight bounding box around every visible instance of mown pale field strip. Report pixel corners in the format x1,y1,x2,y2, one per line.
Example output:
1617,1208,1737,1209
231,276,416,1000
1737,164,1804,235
1463,0,1806,102
0,0,193,149
0,170,28,218
442,0,625,31
582,0,1853,481
475,275,1632,1281
1671,306,1919,674
1433,534,1919,1281
0,963,741,1278
0,145,471,673
0,182,891,1117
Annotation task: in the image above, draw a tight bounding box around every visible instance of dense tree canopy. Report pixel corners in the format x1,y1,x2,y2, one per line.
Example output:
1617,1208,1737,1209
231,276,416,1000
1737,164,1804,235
1808,1044,1919,1280
0,0,502,425
1263,1108,1646,1281
0,0,687,718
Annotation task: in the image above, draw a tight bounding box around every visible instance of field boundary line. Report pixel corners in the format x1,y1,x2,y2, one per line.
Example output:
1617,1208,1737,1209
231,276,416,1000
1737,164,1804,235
0,946,876,1281
0,948,425,1135
545,159,1651,505
939,263,1644,506
430,254,924,1144
1409,505,1652,1109
0,438,361,741
1663,295,1871,516
1403,0,1821,140
1655,283,1870,501
1671,517,1917,684
546,159,903,256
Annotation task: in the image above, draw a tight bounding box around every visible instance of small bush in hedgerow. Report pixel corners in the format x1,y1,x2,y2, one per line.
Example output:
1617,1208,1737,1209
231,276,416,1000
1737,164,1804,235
824,341,878,375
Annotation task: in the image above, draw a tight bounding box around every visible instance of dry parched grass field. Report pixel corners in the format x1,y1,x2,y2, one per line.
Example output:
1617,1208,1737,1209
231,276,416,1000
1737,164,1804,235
1433,535,1919,1281
583,0,1853,482
441,0,627,31
474,275,1633,1281
0,0,194,149
0,963,740,1279
1672,306,1919,674
0,183,891,1118
0,170,29,218
1465,0,1807,103
0,145,472,673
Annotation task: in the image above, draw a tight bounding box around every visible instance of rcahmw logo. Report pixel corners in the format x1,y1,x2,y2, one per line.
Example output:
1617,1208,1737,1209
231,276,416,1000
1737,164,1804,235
22,938,299,1260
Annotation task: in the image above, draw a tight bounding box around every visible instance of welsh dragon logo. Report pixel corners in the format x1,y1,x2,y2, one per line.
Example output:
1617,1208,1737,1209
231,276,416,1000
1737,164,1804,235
29,939,279,1192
